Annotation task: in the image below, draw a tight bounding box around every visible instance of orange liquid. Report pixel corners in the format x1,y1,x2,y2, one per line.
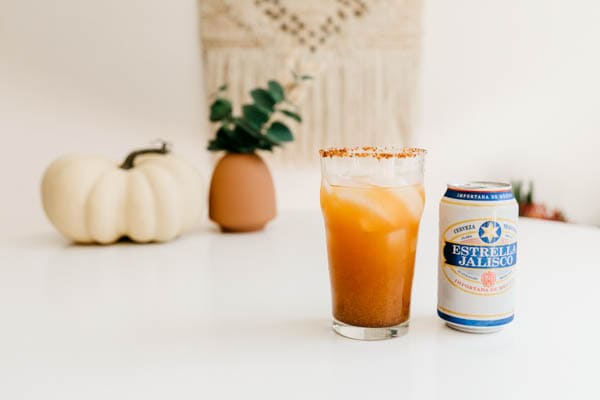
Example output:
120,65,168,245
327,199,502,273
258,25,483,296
320,182,425,327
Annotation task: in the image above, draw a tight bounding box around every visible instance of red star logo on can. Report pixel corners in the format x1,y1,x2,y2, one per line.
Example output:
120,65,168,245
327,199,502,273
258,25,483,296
481,270,497,288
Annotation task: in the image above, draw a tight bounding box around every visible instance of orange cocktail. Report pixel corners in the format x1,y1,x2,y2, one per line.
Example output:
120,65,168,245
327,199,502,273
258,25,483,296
319,147,426,340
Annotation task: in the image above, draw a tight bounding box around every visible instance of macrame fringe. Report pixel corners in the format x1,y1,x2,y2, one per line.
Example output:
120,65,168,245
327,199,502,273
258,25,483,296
203,48,418,165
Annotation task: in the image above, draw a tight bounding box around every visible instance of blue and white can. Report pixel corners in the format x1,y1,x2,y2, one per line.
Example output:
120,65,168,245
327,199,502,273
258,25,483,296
437,182,518,333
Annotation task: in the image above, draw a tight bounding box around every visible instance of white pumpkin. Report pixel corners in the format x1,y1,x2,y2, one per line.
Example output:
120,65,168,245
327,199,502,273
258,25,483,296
41,143,204,244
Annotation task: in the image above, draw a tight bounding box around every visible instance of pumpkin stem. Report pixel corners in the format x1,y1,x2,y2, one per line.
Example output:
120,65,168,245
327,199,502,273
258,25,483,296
119,141,170,169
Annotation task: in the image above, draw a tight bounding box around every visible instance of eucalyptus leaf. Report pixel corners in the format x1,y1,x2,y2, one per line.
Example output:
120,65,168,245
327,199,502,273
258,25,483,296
257,138,275,151
212,127,237,152
216,126,234,141
242,104,269,130
279,109,302,122
266,121,293,143
207,139,224,151
234,117,262,138
233,125,263,153
250,89,275,111
208,127,233,151
210,98,232,122
268,80,285,103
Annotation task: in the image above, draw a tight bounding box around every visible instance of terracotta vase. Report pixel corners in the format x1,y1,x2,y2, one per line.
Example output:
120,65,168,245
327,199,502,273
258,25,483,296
209,153,276,232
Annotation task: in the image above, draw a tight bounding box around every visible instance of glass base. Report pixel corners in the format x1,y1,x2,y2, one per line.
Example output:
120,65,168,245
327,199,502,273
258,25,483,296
332,318,409,340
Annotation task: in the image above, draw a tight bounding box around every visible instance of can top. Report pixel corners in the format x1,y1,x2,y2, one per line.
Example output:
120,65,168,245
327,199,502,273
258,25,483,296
447,181,512,192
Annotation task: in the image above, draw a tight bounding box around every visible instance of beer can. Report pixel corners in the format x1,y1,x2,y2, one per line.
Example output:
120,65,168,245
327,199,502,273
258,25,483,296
437,181,518,333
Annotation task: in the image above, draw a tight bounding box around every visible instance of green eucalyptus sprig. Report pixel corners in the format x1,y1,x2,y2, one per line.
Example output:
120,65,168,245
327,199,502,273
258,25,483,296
207,75,311,154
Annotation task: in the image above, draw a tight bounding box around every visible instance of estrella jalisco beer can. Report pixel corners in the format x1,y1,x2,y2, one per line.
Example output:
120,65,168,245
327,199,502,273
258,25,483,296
437,182,518,333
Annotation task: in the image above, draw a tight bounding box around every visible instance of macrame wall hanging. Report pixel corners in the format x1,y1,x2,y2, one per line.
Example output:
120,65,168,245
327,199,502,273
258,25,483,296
200,0,423,162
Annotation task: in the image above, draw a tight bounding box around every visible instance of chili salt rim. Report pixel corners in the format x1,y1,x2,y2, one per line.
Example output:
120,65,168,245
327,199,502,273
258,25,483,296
319,147,427,160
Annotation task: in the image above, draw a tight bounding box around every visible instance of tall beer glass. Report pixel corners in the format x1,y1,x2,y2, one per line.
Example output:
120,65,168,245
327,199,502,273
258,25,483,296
319,147,426,340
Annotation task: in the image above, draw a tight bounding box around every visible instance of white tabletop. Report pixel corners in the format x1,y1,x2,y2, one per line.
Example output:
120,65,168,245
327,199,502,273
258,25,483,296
1,209,599,400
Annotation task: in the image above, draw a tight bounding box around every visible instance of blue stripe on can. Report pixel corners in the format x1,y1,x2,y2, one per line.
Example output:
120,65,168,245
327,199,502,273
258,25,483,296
437,309,514,327
444,188,514,201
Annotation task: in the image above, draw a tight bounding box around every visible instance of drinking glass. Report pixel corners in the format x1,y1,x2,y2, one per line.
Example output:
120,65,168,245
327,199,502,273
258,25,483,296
319,147,426,340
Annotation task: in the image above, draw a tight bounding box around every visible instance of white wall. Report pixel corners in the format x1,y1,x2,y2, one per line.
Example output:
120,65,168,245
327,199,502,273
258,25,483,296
1,0,599,233
416,0,600,225
0,0,208,233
